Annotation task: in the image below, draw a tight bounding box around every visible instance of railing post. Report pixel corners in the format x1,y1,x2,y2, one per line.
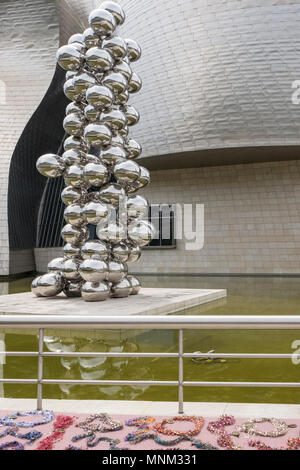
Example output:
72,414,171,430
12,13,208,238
37,328,44,410
178,329,184,414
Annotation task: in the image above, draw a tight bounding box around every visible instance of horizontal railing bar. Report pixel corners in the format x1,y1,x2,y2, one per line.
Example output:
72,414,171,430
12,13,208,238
184,353,297,359
1,352,39,357
184,381,300,387
41,352,178,358
41,379,178,386
0,379,37,384
1,315,300,329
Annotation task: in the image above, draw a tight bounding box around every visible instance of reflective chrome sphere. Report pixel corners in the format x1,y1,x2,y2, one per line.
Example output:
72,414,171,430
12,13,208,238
96,221,125,244
107,260,127,283
82,200,110,225
64,135,89,152
56,45,83,71
86,85,113,109
61,148,84,166
128,72,142,93
47,257,65,273
81,240,109,260
64,164,85,188
83,28,100,48
123,105,140,126
70,42,86,54
66,101,83,115
113,60,132,81
100,1,125,25
128,220,155,246
100,108,127,131
61,224,88,244
128,166,150,193
127,195,149,220
102,36,127,61
84,104,100,122
37,273,64,297
99,183,126,207
36,154,65,178
68,33,84,45
110,133,125,148
83,162,108,187
63,280,82,297
61,258,81,281
102,72,128,95
81,281,110,302
114,160,140,185
119,125,129,137
79,258,108,282
84,154,100,164
65,70,77,80
63,79,81,101
31,276,42,297
84,123,112,147
63,112,84,136
127,244,141,263
63,242,81,258
61,186,82,206
126,139,142,159
85,47,114,73
89,8,116,36
125,38,141,62
100,145,126,166
73,71,96,94
111,242,130,262
127,275,141,295
110,277,131,298
64,203,84,226
114,89,129,105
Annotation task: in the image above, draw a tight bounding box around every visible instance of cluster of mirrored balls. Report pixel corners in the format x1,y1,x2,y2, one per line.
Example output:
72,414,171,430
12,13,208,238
31,1,155,302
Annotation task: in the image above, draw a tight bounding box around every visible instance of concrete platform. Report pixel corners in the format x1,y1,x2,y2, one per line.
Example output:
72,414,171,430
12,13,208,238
0,288,226,317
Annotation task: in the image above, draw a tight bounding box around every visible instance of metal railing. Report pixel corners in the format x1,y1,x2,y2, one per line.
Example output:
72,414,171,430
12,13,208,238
0,314,300,413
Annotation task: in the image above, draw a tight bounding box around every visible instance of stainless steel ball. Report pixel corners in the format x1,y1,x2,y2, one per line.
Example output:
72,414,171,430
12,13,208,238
111,242,130,262
84,104,100,122
63,280,82,297
47,257,65,273
100,1,125,25
125,38,141,62
128,72,142,93
66,101,83,115
83,162,108,187
110,133,125,148
63,112,85,136
61,149,85,166
82,200,110,225
126,139,142,159
128,220,155,246
37,273,64,297
81,281,110,302
100,145,126,166
86,85,113,109
31,276,42,297
96,221,126,244
36,154,65,178
84,123,112,147
83,28,100,48
85,47,114,73
63,79,82,102
102,72,128,95
64,135,89,152
102,36,127,61
128,166,150,193
61,258,81,281
89,8,116,36
79,258,108,282
123,105,140,126
63,242,81,258
99,183,126,207
127,195,149,220
81,240,109,260
56,45,83,71
114,89,129,105
119,125,129,137
68,33,84,45
107,260,127,283
61,224,84,244
113,60,132,81
70,42,86,54
127,275,141,295
127,244,141,263
100,108,127,131
61,186,82,206
73,71,96,94
114,160,141,185
64,164,85,188
110,277,131,298
64,203,84,226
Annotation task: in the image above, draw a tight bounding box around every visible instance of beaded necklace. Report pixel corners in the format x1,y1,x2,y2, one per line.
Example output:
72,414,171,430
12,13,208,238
0,410,54,428
76,413,123,432
0,426,42,445
0,440,24,450
154,416,204,437
236,418,289,438
207,415,240,450
37,415,74,450
192,440,219,450
72,431,126,450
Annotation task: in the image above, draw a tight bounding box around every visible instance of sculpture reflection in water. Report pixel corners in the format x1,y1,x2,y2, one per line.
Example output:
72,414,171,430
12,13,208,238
32,2,155,302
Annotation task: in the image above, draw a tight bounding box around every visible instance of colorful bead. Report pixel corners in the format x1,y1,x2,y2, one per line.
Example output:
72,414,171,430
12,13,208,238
0,410,54,428
153,416,204,437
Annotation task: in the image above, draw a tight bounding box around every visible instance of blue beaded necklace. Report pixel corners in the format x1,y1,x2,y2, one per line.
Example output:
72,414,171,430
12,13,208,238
0,410,54,428
0,426,42,445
